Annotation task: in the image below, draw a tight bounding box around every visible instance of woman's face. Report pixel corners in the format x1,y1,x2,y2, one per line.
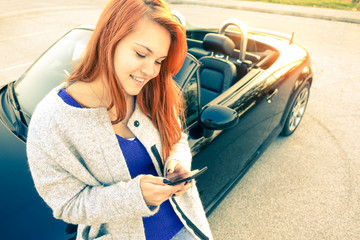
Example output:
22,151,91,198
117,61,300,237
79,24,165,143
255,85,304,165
113,17,171,98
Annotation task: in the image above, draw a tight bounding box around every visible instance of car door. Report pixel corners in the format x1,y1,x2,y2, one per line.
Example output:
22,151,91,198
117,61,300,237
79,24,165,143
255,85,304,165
262,45,311,136
183,68,277,211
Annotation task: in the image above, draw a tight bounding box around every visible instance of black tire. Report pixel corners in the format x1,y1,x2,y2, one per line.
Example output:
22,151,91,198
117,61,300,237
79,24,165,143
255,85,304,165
280,82,310,136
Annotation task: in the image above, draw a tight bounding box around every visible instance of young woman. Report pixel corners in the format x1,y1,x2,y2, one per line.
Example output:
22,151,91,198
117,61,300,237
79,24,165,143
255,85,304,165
26,0,213,239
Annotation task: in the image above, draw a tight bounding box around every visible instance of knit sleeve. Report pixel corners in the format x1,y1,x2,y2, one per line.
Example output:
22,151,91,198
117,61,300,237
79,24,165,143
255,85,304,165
26,114,158,225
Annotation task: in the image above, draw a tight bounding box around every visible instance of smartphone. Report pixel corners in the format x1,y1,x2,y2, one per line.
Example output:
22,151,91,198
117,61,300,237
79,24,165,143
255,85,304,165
167,166,208,186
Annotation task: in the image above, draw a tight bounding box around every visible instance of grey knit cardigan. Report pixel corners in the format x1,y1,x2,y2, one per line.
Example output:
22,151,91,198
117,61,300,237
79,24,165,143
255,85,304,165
27,83,213,240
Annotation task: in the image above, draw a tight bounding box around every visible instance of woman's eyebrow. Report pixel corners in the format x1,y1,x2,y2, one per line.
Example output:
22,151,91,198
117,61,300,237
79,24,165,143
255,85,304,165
135,43,153,53
135,43,167,59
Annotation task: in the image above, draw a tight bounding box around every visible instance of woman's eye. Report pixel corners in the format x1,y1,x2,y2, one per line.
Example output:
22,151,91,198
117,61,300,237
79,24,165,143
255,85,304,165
136,52,145,58
136,51,162,65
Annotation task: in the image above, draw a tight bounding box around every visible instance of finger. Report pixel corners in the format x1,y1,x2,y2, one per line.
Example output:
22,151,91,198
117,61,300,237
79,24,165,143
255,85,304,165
141,175,170,185
176,180,193,194
182,180,193,191
171,179,192,192
140,176,175,206
170,179,193,197
166,160,179,174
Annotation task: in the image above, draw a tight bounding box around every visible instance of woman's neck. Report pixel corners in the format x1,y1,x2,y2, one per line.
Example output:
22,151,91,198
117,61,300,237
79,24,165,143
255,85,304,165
66,77,136,138
92,75,135,124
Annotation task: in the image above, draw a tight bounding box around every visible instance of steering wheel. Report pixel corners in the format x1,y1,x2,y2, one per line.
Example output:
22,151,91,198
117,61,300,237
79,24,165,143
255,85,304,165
218,19,248,62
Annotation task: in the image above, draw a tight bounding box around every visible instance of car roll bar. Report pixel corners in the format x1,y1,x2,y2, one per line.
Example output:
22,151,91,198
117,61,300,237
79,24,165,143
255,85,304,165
171,10,186,27
219,18,248,62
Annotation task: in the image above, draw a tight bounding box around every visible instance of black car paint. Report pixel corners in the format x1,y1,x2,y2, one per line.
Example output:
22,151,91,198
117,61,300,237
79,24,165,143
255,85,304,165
0,25,312,239
182,29,312,213
0,109,73,239
189,69,276,212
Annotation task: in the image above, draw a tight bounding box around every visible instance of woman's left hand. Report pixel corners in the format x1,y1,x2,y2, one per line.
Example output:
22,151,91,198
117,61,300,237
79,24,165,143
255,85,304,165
166,160,193,197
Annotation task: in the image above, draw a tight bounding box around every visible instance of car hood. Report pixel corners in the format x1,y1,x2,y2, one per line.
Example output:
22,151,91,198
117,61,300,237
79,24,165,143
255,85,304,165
0,121,70,239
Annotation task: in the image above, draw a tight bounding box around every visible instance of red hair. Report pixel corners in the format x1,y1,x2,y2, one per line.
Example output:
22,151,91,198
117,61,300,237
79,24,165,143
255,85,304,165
67,0,187,160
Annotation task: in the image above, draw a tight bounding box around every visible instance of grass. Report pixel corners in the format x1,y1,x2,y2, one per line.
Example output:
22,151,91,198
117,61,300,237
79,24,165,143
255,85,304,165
237,0,360,11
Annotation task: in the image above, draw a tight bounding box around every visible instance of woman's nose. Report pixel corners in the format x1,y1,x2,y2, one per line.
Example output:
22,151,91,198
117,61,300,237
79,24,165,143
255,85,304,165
141,59,157,77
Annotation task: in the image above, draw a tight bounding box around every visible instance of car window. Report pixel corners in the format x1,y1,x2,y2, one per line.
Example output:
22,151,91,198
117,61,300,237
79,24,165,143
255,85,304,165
183,72,199,126
173,53,200,88
173,53,201,126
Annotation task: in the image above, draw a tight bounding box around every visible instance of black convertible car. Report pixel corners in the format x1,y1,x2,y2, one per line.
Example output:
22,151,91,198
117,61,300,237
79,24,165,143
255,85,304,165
0,14,312,239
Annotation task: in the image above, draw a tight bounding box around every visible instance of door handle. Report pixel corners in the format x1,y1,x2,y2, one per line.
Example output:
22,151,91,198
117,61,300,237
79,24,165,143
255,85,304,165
266,88,278,103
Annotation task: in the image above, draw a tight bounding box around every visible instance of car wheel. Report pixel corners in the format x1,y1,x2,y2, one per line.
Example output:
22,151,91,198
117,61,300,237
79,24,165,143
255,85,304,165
280,82,310,136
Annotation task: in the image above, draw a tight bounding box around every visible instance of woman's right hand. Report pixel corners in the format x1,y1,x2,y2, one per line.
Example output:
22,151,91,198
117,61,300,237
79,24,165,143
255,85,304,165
140,175,182,206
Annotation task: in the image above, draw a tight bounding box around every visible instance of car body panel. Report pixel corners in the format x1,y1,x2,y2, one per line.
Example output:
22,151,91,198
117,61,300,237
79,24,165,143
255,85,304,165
0,116,72,239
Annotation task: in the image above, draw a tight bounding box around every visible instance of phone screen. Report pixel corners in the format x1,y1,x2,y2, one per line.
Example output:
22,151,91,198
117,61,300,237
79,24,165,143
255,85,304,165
167,166,208,186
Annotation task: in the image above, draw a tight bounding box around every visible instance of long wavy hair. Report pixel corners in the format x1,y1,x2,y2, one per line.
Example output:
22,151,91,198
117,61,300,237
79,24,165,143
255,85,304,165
67,0,187,160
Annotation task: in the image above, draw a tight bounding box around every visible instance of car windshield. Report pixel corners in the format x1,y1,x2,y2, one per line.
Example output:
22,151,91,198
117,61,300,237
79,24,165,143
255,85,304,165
14,28,92,118
13,28,197,120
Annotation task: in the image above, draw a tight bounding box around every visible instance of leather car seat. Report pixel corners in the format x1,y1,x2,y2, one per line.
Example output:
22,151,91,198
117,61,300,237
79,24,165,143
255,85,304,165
199,33,237,106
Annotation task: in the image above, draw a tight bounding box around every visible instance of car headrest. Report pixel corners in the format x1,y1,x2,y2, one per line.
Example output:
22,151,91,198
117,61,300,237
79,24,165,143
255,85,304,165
202,33,235,56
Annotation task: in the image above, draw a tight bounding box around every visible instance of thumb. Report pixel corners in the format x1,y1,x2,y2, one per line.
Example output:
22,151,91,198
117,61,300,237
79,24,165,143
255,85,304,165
166,159,179,174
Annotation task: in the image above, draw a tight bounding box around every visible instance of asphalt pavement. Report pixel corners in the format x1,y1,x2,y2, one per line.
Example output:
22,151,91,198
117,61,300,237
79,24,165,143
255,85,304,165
168,0,360,24
1,1,359,239
167,1,360,240
4,0,357,24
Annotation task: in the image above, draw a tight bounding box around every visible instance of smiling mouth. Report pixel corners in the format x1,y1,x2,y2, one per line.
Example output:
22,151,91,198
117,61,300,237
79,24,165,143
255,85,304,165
130,75,145,83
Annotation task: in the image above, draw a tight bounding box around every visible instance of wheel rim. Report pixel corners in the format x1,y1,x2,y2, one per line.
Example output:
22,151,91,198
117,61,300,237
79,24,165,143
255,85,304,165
288,87,309,132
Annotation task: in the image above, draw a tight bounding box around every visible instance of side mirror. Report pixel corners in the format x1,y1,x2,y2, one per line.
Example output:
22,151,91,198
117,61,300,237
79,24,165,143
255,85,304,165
200,105,239,138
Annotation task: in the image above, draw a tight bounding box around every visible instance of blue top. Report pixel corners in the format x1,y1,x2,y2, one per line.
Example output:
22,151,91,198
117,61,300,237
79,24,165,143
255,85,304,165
58,89,183,240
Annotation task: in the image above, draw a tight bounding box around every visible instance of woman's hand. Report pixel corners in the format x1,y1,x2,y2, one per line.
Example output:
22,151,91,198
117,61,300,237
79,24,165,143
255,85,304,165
166,159,193,197
140,175,185,206
140,160,193,206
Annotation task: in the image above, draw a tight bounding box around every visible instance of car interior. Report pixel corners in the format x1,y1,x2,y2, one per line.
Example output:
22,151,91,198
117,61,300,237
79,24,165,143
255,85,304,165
197,33,238,106
170,10,281,107
185,28,279,107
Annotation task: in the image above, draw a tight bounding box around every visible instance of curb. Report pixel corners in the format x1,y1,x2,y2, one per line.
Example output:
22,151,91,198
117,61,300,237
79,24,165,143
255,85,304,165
168,0,360,24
